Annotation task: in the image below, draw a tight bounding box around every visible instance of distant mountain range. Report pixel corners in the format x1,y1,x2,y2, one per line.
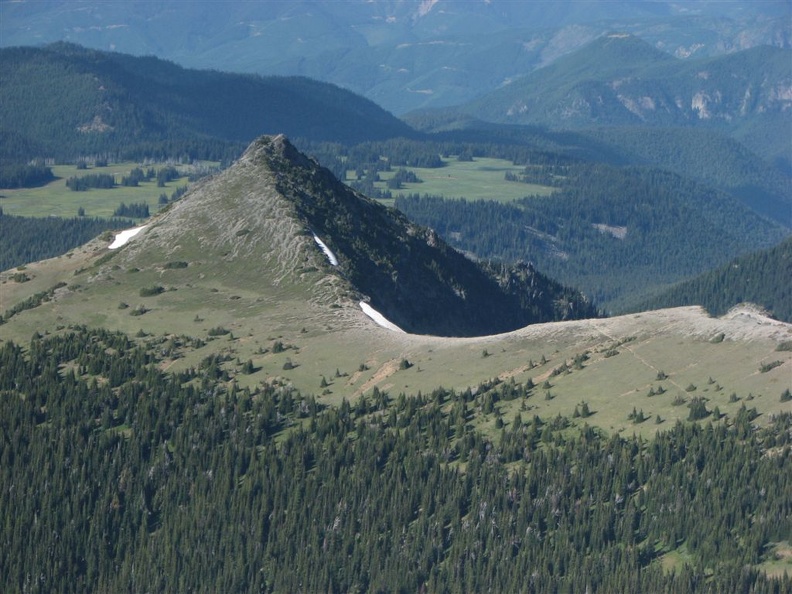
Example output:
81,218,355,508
0,43,415,161
427,34,792,168
1,1,788,114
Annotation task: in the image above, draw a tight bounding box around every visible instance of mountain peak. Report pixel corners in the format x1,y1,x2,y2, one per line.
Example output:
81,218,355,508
241,134,314,170
110,135,596,337
556,32,677,74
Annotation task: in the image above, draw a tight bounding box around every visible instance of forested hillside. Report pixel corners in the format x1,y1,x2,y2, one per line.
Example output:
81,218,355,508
394,164,788,312
1,326,790,592
637,237,792,323
0,213,133,271
578,127,792,225
0,43,416,163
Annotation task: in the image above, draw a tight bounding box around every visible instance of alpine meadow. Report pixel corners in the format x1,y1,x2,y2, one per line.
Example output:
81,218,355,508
1,2,791,593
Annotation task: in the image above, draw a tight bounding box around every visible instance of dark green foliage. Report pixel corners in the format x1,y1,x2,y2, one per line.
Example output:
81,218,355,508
628,407,647,423
0,43,416,162
640,237,792,323
138,285,164,297
0,281,67,324
169,185,188,202
759,360,783,373
156,166,180,186
1,328,791,592
581,127,792,225
120,166,149,187
0,163,54,188
394,163,786,312
386,168,422,189
688,397,710,421
113,201,150,218
65,172,116,191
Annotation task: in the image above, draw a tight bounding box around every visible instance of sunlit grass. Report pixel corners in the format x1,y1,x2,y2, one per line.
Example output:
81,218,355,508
349,156,557,203
0,162,193,218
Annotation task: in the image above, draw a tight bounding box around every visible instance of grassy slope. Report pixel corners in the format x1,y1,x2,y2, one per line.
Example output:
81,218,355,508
2,138,788,437
2,231,790,440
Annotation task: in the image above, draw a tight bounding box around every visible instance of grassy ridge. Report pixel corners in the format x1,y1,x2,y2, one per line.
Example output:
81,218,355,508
2,231,789,442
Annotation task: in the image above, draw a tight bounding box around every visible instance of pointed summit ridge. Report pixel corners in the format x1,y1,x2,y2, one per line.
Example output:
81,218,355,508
111,135,595,337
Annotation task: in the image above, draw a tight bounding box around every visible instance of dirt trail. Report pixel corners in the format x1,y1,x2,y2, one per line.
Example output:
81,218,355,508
353,359,401,397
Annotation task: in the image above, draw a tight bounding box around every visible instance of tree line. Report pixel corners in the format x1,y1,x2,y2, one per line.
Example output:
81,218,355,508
0,163,55,189
0,212,133,271
0,326,790,592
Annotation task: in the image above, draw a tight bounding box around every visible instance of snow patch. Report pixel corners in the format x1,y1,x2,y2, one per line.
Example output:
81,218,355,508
109,225,148,249
360,301,405,333
313,234,339,266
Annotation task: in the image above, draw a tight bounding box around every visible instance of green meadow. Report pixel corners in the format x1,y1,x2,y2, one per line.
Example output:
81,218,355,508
354,156,557,204
0,162,191,218
2,157,553,219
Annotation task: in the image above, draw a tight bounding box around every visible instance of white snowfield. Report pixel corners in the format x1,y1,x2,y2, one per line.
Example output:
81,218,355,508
313,234,339,266
108,225,148,249
360,301,406,333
